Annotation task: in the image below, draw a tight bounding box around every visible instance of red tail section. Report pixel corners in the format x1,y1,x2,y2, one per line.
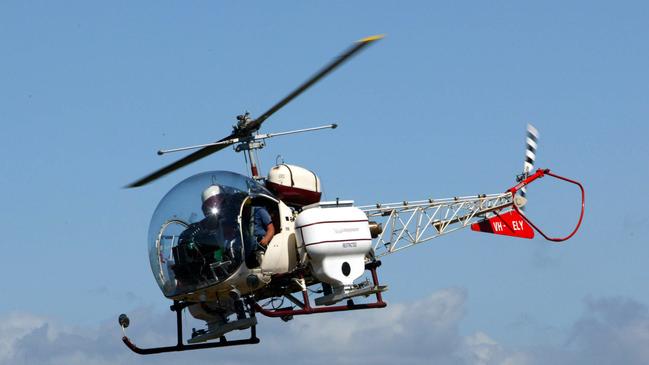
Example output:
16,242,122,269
471,210,534,239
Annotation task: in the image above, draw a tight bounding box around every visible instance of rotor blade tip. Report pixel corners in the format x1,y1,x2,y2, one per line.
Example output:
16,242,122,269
358,34,385,43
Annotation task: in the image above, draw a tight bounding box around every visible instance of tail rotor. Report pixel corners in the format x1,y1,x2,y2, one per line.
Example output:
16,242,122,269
519,123,539,206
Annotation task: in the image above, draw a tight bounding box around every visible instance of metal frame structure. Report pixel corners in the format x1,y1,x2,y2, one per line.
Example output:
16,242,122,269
360,193,514,257
360,168,586,258
254,261,387,318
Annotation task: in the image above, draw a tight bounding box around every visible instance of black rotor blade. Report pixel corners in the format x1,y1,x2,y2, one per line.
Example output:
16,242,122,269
125,34,383,188
248,34,384,131
125,134,235,188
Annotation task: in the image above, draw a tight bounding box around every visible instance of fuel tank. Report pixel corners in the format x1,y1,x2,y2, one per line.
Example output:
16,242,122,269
266,164,321,207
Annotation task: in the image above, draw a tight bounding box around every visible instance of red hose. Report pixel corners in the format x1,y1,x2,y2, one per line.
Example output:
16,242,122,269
508,169,585,242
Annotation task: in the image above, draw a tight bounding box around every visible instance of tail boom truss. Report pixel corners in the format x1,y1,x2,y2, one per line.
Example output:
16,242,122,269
361,168,585,257
360,192,514,257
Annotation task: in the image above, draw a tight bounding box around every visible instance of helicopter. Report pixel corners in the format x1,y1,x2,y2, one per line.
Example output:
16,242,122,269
118,35,585,355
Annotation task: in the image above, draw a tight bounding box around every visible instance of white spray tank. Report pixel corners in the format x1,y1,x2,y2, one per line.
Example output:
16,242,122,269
295,201,372,287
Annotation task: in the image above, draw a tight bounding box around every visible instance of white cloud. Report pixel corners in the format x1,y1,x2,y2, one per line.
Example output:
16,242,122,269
2,291,649,365
0,312,46,363
279,288,468,364
460,332,530,365
562,296,649,365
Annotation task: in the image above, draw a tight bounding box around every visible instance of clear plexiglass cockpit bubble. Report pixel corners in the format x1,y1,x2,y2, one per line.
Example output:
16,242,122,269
148,171,272,298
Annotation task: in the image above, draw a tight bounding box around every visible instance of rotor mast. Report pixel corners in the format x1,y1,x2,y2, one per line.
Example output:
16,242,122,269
235,122,340,179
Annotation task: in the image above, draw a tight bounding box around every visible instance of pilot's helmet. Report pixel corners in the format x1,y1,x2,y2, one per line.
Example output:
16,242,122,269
201,185,223,217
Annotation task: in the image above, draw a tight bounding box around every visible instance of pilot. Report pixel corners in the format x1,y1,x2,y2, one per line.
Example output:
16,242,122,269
201,185,239,256
174,185,241,282
173,201,217,284
253,205,275,249
201,185,223,217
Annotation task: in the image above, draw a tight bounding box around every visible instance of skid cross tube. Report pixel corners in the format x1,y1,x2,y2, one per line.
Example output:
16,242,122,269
255,262,387,317
509,168,585,242
121,301,260,355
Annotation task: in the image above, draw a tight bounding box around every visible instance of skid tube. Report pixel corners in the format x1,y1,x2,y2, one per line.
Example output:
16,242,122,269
121,300,260,355
255,261,387,318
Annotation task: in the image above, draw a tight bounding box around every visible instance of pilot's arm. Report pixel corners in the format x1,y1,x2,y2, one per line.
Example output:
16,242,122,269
259,223,275,247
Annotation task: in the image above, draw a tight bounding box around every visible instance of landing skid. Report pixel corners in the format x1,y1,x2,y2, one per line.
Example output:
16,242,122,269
120,301,260,355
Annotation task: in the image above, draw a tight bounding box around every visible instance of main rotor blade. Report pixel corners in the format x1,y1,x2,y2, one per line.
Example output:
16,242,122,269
125,134,235,188
125,34,383,188
248,34,384,131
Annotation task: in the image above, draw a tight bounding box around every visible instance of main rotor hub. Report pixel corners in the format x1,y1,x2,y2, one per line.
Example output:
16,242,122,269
234,112,254,134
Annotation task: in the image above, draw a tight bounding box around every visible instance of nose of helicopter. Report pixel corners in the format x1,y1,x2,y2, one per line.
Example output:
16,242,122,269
147,171,272,298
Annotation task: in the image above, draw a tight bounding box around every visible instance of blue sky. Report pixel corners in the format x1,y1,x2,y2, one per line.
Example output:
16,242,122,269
1,1,648,364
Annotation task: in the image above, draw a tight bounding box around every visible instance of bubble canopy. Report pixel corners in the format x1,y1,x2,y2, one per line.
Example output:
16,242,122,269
148,171,272,298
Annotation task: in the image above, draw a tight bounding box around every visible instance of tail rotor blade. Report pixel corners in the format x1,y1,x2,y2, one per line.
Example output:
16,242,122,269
520,123,539,201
